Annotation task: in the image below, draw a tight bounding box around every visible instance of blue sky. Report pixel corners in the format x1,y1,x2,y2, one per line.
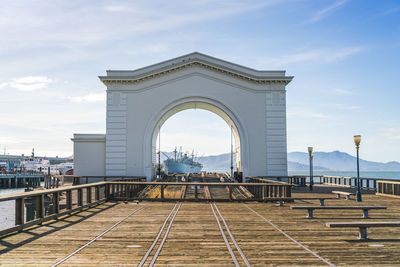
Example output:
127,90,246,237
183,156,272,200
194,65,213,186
0,0,399,162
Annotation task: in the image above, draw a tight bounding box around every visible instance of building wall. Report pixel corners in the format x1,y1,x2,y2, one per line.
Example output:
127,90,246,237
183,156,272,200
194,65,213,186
104,66,288,179
73,134,105,176
73,54,291,179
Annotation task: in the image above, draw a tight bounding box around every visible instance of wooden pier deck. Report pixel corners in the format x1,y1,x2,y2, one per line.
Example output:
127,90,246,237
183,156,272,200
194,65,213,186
1,192,400,266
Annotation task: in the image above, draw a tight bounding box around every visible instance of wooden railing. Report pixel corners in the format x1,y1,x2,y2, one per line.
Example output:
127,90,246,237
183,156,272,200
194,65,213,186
249,175,400,192
0,182,109,236
72,176,146,185
319,176,400,191
108,181,292,201
247,176,307,187
245,178,291,198
377,180,400,198
0,174,43,189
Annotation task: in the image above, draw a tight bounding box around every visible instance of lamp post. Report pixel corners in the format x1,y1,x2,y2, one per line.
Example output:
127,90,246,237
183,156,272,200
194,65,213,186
308,147,314,191
354,135,362,202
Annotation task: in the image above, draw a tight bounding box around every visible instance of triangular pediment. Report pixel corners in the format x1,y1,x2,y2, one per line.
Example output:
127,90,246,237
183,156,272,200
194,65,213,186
99,52,293,85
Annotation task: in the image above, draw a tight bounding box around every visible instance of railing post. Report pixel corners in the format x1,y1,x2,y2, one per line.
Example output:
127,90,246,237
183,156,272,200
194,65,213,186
15,198,25,226
66,190,72,210
78,189,83,207
229,186,232,201
195,185,198,201
95,186,100,201
36,194,45,219
125,184,130,199
105,184,110,199
87,187,92,204
261,185,265,199
161,184,164,200
53,192,59,214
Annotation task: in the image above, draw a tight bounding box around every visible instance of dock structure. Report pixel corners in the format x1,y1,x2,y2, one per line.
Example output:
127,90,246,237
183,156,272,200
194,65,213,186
1,178,400,265
0,174,43,189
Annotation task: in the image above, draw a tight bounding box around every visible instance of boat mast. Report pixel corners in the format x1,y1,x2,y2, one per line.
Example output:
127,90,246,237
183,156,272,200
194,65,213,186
174,146,177,161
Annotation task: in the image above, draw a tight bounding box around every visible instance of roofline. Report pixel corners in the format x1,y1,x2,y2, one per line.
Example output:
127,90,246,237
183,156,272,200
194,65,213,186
99,53,293,85
106,52,286,74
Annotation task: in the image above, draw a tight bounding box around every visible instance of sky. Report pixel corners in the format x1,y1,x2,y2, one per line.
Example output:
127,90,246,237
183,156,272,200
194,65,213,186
0,0,399,162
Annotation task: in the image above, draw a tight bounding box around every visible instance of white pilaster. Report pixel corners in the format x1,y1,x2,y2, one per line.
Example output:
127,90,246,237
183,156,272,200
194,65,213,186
106,92,127,176
266,83,288,176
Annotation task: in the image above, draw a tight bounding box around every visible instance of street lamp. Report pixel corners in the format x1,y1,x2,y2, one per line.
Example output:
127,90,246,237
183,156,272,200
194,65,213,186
354,135,362,202
308,147,314,191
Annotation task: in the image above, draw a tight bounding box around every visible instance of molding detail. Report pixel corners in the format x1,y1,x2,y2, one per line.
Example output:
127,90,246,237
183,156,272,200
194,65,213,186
99,53,293,86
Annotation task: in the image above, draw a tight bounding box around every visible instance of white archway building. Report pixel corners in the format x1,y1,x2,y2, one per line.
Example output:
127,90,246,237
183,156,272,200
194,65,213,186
72,52,293,180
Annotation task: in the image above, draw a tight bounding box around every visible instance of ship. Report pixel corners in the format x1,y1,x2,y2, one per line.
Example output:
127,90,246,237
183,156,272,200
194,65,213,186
163,147,203,174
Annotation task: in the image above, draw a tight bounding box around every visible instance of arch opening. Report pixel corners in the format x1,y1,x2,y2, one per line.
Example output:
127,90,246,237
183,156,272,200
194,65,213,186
150,101,243,179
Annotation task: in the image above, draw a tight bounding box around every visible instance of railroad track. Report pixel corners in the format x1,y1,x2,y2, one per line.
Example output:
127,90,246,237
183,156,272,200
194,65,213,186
242,203,336,267
210,202,251,266
138,202,182,267
51,204,147,267
179,185,187,199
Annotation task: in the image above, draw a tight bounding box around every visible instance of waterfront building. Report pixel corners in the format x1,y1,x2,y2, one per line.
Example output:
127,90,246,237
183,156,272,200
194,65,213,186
72,52,293,180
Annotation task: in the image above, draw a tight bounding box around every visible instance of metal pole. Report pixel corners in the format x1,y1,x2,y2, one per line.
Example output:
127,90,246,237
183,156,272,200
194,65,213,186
158,126,161,179
309,155,313,191
356,148,362,202
230,126,233,178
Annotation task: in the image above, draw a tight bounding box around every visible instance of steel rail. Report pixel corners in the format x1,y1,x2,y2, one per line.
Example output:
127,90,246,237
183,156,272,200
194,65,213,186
243,203,336,267
137,202,179,267
148,202,182,267
213,203,251,266
51,204,147,267
210,202,240,267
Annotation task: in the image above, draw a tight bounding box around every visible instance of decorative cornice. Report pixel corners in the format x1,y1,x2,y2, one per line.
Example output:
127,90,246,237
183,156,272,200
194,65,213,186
99,58,293,86
71,134,106,142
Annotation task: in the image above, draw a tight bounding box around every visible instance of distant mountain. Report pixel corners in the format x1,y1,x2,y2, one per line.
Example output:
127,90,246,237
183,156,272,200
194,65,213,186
288,161,330,171
158,150,400,172
288,151,400,171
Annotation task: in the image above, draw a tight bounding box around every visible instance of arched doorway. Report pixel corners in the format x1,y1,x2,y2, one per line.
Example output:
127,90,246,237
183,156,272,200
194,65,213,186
144,97,248,179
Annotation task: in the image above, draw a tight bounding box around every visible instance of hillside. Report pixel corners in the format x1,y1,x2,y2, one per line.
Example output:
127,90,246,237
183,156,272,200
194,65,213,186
159,150,400,172
288,151,400,171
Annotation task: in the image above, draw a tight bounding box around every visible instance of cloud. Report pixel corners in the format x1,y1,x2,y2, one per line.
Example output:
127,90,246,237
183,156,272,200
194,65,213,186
309,0,347,23
0,1,278,49
333,88,354,95
287,108,331,119
2,76,52,91
378,6,400,16
328,103,361,110
381,128,400,140
0,82,8,88
68,93,106,103
265,46,364,66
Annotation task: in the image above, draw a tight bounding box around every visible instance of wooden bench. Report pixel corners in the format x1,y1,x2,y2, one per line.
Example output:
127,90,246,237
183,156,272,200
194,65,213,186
291,206,387,219
327,222,400,240
264,197,338,206
332,191,355,200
